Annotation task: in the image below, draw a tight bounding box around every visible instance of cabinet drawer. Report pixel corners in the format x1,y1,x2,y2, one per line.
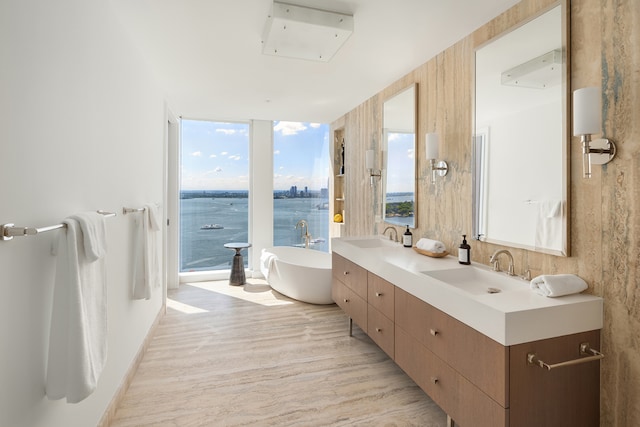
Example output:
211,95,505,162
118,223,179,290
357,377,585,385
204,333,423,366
367,306,394,358
395,327,507,427
332,253,368,299
367,272,394,320
395,287,508,406
332,277,367,332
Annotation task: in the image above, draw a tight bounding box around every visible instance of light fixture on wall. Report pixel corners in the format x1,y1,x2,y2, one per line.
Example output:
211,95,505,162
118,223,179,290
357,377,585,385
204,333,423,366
365,149,381,186
573,86,616,178
425,133,448,184
261,1,354,62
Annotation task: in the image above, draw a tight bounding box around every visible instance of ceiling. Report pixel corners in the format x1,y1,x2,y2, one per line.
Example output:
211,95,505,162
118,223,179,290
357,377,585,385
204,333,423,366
110,0,520,124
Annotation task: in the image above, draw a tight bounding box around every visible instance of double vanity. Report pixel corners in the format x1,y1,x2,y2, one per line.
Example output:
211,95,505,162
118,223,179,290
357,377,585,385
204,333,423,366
332,236,603,426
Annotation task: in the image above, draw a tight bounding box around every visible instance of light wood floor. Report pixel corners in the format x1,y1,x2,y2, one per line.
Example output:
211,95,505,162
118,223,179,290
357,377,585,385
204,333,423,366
110,279,447,426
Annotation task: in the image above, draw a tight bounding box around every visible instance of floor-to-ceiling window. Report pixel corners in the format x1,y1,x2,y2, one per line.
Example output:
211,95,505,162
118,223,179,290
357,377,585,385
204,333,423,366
180,119,250,272
178,119,329,279
273,121,329,252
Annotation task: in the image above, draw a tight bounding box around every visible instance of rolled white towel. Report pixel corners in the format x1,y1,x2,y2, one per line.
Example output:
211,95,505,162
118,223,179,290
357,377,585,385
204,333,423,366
415,238,446,254
530,274,588,297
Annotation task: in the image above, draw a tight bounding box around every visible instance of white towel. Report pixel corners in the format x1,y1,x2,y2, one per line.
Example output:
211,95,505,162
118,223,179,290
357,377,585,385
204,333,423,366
530,274,588,297
415,238,446,253
535,201,563,251
47,212,108,403
133,204,162,300
260,249,276,280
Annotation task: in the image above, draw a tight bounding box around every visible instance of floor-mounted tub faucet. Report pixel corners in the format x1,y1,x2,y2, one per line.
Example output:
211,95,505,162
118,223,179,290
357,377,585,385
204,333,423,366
295,219,311,249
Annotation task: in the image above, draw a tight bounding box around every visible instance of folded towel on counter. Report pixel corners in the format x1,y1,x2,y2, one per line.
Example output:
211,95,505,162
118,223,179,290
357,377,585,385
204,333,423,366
415,238,446,253
530,274,588,297
260,249,277,280
47,212,108,403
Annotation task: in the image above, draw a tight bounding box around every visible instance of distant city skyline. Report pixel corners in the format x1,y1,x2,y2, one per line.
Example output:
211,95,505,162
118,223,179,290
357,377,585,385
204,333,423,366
181,120,329,191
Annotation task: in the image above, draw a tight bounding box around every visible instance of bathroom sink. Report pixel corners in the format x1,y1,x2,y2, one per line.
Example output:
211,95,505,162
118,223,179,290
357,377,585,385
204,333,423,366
422,267,526,295
346,238,398,249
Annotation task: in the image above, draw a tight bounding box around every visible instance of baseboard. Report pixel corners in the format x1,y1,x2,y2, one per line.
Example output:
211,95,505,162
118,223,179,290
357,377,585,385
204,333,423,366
97,304,166,427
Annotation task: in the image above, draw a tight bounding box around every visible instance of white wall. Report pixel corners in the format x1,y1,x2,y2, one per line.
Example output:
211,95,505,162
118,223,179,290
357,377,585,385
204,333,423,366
0,1,166,426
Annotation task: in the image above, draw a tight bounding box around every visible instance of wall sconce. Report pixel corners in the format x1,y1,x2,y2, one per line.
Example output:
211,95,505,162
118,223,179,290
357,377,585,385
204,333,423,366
365,149,381,186
573,86,616,178
425,133,448,184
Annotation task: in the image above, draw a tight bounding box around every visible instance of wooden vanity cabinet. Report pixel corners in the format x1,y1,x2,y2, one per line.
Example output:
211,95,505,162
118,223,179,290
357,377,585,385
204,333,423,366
509,330,600,426
332,254,601,427
367,272,395,358
395,288,508,406
332,253,368,332
395,288,508,426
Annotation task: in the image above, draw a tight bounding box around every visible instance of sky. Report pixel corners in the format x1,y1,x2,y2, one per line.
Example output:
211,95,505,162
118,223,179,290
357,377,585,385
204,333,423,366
181,120,330,191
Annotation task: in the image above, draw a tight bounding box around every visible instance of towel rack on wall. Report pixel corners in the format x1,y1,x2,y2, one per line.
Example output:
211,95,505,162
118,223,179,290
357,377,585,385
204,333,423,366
122,206,146,215
1,210,116,241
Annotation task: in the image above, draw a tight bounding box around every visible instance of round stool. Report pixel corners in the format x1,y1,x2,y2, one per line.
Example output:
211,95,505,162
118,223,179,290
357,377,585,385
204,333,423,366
224,242,251,286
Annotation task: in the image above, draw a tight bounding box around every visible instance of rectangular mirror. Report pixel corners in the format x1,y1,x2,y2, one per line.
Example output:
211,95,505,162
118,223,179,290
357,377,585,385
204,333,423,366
473,1,569,256
383,84,417,228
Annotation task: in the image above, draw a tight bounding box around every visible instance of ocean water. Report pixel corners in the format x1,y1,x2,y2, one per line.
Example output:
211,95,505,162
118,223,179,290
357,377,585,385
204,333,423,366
180,197,329,272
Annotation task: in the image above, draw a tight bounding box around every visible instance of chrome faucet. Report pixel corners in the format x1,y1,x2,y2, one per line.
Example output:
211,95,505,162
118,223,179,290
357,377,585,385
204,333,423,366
295,219,311,249
489,249,515,276
382,226,398,242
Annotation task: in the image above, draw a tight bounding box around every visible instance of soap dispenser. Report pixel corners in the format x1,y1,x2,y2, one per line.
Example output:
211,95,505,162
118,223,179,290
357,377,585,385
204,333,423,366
403,225,413,248
458,235,471,265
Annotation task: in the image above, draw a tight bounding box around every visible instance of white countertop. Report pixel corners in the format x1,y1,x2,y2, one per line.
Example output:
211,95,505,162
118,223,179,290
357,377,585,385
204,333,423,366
332,236,603,346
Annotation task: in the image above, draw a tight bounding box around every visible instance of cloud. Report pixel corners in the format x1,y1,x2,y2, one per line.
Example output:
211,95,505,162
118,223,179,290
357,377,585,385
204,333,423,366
215,167,223,173
407,148,415,159
220,151,228,156
274,150,280,155
191,151,202,157
228,155,241,161
274,121,307,136
279,166,285,170
309,123,321,128
216,128,237,135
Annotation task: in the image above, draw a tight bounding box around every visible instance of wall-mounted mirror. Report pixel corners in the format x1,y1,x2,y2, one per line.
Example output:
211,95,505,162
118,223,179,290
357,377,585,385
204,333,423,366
473,1,569,256
383,84,417,228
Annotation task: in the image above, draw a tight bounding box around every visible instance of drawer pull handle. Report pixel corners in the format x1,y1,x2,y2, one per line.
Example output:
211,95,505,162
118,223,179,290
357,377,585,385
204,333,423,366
431,377,439,385
343,298,350,303
343,271,349,276
375,292,383,297
376,328,382,332
430,329,439,336
527,342,604,370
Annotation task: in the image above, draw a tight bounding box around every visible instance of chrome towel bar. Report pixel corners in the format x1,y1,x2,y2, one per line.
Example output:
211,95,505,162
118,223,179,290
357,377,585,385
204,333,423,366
122,206,146,215
1,210,116,241
527,342,604,370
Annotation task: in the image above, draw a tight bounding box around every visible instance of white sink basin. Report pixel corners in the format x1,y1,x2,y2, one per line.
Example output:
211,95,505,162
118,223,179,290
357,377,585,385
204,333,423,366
346,238,398,249
423,267,527,295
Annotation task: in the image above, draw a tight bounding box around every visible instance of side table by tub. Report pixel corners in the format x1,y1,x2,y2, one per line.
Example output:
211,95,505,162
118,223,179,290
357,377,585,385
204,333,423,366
224,242,251,286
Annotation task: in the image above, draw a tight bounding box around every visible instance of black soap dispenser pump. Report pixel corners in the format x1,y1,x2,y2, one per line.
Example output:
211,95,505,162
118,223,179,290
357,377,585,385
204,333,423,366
459,235,471,265
403,225,413,248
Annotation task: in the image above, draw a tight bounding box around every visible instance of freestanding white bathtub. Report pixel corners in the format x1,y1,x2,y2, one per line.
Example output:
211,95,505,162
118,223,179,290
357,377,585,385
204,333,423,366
260,247,333,305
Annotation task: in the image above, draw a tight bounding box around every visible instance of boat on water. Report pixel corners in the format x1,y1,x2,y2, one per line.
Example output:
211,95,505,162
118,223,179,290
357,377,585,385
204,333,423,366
201,224,224,230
